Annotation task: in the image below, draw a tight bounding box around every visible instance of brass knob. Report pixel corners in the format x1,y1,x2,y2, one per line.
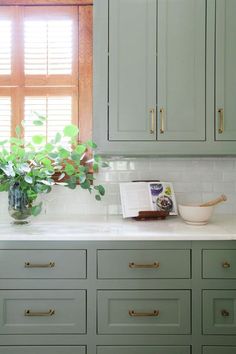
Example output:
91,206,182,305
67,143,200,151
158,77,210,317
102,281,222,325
222,261,231,269
221,309,230,317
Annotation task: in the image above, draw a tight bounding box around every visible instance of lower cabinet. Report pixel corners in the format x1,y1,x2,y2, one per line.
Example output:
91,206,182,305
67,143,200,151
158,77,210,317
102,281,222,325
97,346,191,354
0,241,236,354
0,347,86,354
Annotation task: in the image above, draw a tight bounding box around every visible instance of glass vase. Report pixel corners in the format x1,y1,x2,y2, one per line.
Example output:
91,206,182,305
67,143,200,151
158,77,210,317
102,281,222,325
8,184,31,224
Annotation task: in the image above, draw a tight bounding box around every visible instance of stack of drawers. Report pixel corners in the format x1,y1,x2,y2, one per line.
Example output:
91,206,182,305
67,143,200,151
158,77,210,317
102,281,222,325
0,249,87,354
96,249,191,354
202,249,236,354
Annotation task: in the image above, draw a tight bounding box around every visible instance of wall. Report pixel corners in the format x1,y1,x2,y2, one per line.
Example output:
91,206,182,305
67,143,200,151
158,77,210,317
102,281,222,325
0,157,236,222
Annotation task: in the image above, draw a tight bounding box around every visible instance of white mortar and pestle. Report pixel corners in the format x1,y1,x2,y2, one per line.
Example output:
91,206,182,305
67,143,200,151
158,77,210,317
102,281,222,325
178,194,227,225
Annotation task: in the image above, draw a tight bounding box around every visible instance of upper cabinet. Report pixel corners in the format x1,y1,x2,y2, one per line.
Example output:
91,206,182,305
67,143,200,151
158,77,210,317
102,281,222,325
109,0,156,141
215,0,236,141
94,0,236,155
158,0,206,141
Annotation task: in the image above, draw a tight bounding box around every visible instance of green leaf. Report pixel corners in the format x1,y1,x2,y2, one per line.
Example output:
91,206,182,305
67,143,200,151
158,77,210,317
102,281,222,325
31,202,43,217
93,163,99,172
86,139,97,149
67,176,77,189
44,143,54,153
63,125,79,138
18,163,31,173
15,125,21,138
95,184,105,196
33,120,44,126
0,182,9,192
65,164,75,176
24,175,33,184
75,145,86,155
33,112,46,121
59,148,70,159
95,194,101,201
27,189,37,201
10,137,23,146
80,180,91,190
32,135,45,145
54,132,62,144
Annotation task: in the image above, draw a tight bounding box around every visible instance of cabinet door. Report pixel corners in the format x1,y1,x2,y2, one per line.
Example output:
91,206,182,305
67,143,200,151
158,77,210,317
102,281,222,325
215,0,236,140
158,0,206,141
108,0,156,141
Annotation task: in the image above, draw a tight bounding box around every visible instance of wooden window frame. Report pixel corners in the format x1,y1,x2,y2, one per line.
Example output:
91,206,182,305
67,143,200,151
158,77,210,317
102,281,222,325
0,0,93,142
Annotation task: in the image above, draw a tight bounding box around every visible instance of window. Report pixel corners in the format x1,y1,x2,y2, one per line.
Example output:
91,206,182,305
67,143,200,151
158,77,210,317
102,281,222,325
0,1,92,143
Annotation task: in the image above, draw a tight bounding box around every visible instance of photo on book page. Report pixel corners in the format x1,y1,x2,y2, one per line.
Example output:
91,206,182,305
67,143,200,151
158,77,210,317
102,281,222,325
149,182,178,215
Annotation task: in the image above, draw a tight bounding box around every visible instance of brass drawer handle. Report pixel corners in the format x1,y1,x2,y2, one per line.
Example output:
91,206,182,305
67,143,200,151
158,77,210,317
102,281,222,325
221,309,230,317
149,108,155,134
222,261,231,269
25,262,55,268
160,108,165,134
129,310,159,317
129,262,160,269
218,108,224,134
24,309,55,317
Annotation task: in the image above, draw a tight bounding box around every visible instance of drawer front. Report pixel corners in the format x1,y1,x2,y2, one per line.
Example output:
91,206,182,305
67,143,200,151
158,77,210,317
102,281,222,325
97,290,191,334
97,346,191,354
0,347,86,354
97,250,190,279
203,290,236,334
0,250,86,279
203,250,236,278
0,290,86,334
203,347,236,354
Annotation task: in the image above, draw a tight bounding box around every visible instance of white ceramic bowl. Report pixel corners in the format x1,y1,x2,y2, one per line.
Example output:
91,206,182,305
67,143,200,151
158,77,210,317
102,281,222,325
178,204,214,225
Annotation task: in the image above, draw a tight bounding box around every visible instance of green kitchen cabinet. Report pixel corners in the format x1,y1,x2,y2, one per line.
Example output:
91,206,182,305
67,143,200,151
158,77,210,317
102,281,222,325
94,0,236,154
215,0,236,141
157,0,206,141
97,346,191,354
108,0,156,141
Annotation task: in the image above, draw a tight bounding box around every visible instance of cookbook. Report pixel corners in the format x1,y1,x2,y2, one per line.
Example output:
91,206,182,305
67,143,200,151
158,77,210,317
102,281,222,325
119,181,178,218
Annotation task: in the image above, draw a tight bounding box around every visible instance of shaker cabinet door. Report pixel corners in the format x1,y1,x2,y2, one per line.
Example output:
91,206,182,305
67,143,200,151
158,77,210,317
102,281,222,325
215,0,236,141
108,0,156,141
157,0,206,141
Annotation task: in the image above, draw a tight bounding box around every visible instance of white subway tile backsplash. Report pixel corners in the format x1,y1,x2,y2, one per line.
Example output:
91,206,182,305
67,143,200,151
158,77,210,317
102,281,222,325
0,157,236,221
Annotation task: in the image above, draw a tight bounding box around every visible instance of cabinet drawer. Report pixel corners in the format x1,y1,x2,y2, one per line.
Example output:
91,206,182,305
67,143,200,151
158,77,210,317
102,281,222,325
0,250,86,279
203,347,236,354
97,250,190,279
203,250,236,278
203,290,236,334
0,347,86,354
97,346,190,354
97,290,191,334
0,290,86,334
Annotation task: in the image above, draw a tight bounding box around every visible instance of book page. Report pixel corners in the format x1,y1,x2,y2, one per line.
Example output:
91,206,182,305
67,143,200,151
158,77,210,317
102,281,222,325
119,182,150,218
148,182,178,215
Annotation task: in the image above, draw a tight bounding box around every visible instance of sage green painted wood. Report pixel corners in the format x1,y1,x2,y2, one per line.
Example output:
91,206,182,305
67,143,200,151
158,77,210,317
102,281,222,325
97,290,191,334
203,249,236,279
0,250,86,279
108,0,156,141
97,346,190,354
97,249,190,278
158,0,206,141
203,347,236,354
0,347,86,354
215,0,236,141
203,290,236,335
0,290,86,334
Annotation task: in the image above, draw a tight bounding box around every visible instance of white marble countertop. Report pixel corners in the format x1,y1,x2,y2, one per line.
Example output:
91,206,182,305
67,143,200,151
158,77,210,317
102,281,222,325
0,214,236,241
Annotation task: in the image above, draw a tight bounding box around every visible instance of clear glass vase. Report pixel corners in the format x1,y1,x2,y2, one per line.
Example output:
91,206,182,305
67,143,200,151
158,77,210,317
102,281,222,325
8,184,31,224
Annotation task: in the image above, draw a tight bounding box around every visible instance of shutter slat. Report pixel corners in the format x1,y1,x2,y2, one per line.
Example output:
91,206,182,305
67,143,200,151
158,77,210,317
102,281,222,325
0,97,11,142
24,20,73,75
0,21,11,75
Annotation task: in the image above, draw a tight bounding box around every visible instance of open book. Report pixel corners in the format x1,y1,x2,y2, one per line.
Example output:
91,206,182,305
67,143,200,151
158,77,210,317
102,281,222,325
119,182,178,218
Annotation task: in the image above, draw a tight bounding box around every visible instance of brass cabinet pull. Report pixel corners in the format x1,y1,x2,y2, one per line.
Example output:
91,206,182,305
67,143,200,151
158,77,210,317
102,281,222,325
149,108,155,134
160,108,165,134
25,262,55,268
222,261,231,269
218,108,224,134
129,262,160,269
24,309,55,317
129,310,159,317
221,309,230,317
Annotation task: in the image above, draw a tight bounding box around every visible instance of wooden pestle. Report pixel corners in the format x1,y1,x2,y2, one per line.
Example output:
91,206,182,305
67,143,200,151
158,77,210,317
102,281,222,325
200,194,227,207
